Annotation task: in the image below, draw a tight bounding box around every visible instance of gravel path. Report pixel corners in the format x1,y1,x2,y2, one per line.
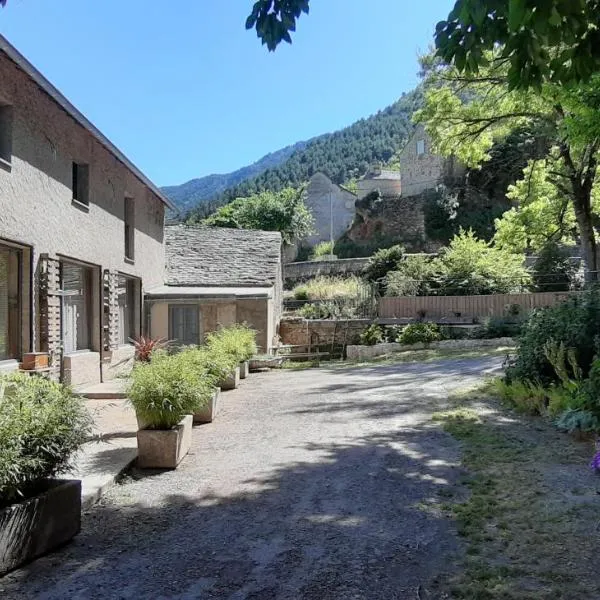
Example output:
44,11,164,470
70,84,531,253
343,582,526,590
1,356,503,600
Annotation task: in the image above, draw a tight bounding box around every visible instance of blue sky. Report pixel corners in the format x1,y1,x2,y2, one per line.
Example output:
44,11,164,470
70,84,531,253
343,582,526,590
0,0,455,186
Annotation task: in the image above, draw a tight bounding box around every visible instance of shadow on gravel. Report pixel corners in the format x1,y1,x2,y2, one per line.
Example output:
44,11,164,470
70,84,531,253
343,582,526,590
4,424,467,600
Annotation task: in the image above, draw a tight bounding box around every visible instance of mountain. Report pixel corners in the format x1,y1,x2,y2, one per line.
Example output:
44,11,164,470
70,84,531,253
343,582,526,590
164,88,423,216
161,141,309,213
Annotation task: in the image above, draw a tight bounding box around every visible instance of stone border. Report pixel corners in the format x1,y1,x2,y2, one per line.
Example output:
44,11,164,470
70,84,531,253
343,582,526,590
346,337,516,361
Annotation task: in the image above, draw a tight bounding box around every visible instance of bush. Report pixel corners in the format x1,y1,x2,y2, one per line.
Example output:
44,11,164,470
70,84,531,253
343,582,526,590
531,242,578,293
298,301,357,320
360,324,385,346
128,352,211,430
470,316,523,339
363,245,405,292
310,241,335,261
386,255,436,296
506,289,600,386
432,229,530,296
205,324,258,363
397,323,442,345
292,276,368,301
0,373,91,506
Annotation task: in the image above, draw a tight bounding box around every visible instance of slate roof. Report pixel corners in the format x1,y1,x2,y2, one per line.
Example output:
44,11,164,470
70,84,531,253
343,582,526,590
164,225,282,287
363,168,402,181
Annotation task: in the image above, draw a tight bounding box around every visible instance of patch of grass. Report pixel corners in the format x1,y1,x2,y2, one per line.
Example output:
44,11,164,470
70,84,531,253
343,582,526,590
291,275,369,301
430,384,598,598
346,347,515,368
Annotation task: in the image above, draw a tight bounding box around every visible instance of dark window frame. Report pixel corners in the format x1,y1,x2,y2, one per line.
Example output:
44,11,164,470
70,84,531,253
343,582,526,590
72,162,90,206
124,197,135,261
0,103,13,166
168,304,200,347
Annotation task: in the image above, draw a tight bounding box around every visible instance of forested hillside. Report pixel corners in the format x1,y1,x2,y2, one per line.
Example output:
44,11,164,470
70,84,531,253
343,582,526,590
183,89,423,219
161,141,308,213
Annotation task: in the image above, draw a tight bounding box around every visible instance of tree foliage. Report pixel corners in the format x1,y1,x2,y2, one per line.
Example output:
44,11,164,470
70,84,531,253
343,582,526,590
199,187,314,245
435,0,600,90
417,52,600,280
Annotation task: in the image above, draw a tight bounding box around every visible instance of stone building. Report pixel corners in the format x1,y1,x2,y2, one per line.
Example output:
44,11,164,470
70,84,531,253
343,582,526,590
399,124,462,197
0,34,173,386
303,173,356,248
357,166,402,200
146,225,283,354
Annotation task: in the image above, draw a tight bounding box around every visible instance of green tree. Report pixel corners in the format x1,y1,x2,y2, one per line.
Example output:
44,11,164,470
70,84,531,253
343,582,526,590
531,242,578,292
417,53,600,281
432,229,529,296
200,187,314,245
493,160,578,254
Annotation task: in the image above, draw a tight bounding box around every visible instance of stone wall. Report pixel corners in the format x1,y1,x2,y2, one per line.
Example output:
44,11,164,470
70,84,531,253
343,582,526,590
304,173,356,247
279,317,372,348
343,193,438,254
284,258,370,284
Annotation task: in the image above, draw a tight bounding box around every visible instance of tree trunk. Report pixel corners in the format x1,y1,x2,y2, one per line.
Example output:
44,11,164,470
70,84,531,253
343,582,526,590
572,191,598,283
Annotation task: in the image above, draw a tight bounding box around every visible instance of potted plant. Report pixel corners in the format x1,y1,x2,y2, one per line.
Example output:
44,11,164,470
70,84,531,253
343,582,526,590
206,324,258,386
0,373,91,576
128,352,208,469
180,348,221,424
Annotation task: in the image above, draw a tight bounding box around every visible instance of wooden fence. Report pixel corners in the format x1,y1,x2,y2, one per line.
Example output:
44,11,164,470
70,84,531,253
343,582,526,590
378,292,575,320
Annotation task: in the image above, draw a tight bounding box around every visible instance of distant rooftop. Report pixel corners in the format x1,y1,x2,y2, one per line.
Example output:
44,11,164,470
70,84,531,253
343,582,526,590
164,225,282,287
362,167,401,181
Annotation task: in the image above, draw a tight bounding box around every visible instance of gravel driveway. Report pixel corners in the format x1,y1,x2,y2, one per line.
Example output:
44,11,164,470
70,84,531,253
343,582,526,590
2,356,503,600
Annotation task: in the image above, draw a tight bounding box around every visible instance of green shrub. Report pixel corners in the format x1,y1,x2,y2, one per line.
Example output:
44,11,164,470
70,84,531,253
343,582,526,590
128,352,211,430
493,378,549,415
0,373,91,506
205,324,258,363
398,323,442,345
470,316,523,339
439,326,470,340
506,289,600,386
555,409,600,434
298,301,357,320
292,276,368,301
360,324,385,346
293,285,309,301
531,242,578,293
385,255,436,297
310,241,335,261
363,245,405,292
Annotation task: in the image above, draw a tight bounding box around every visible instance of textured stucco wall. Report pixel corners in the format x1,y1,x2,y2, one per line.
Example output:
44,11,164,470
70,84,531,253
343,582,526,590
0,49,166,379
304,173,356,247
400,125,446,198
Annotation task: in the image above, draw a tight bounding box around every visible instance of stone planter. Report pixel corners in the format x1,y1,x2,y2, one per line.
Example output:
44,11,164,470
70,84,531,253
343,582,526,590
239,361,249,379
219,366,240,391
0,480,81,576
137,415,193,469
193,389,220,424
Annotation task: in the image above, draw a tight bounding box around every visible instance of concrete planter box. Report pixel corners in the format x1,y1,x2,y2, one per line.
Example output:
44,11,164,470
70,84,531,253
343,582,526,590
136,415,193,469
193,389,221,424
219,366,240,391
239,361,249,379
0,480,81,576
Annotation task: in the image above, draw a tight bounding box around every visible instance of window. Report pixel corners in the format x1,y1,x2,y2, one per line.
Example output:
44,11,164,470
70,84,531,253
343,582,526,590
416,139,426,156
0,104,13,165
169,305,200,346
124,197,135,260
0,244,21,360
61,262,93,354
117,275,140,344
72,162,90,205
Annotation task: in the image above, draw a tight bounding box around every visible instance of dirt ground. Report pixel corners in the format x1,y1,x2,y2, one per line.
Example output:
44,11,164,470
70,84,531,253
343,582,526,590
1,357,503,600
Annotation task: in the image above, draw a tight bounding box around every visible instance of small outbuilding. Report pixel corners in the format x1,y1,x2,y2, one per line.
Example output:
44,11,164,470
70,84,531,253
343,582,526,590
146,225,283,353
